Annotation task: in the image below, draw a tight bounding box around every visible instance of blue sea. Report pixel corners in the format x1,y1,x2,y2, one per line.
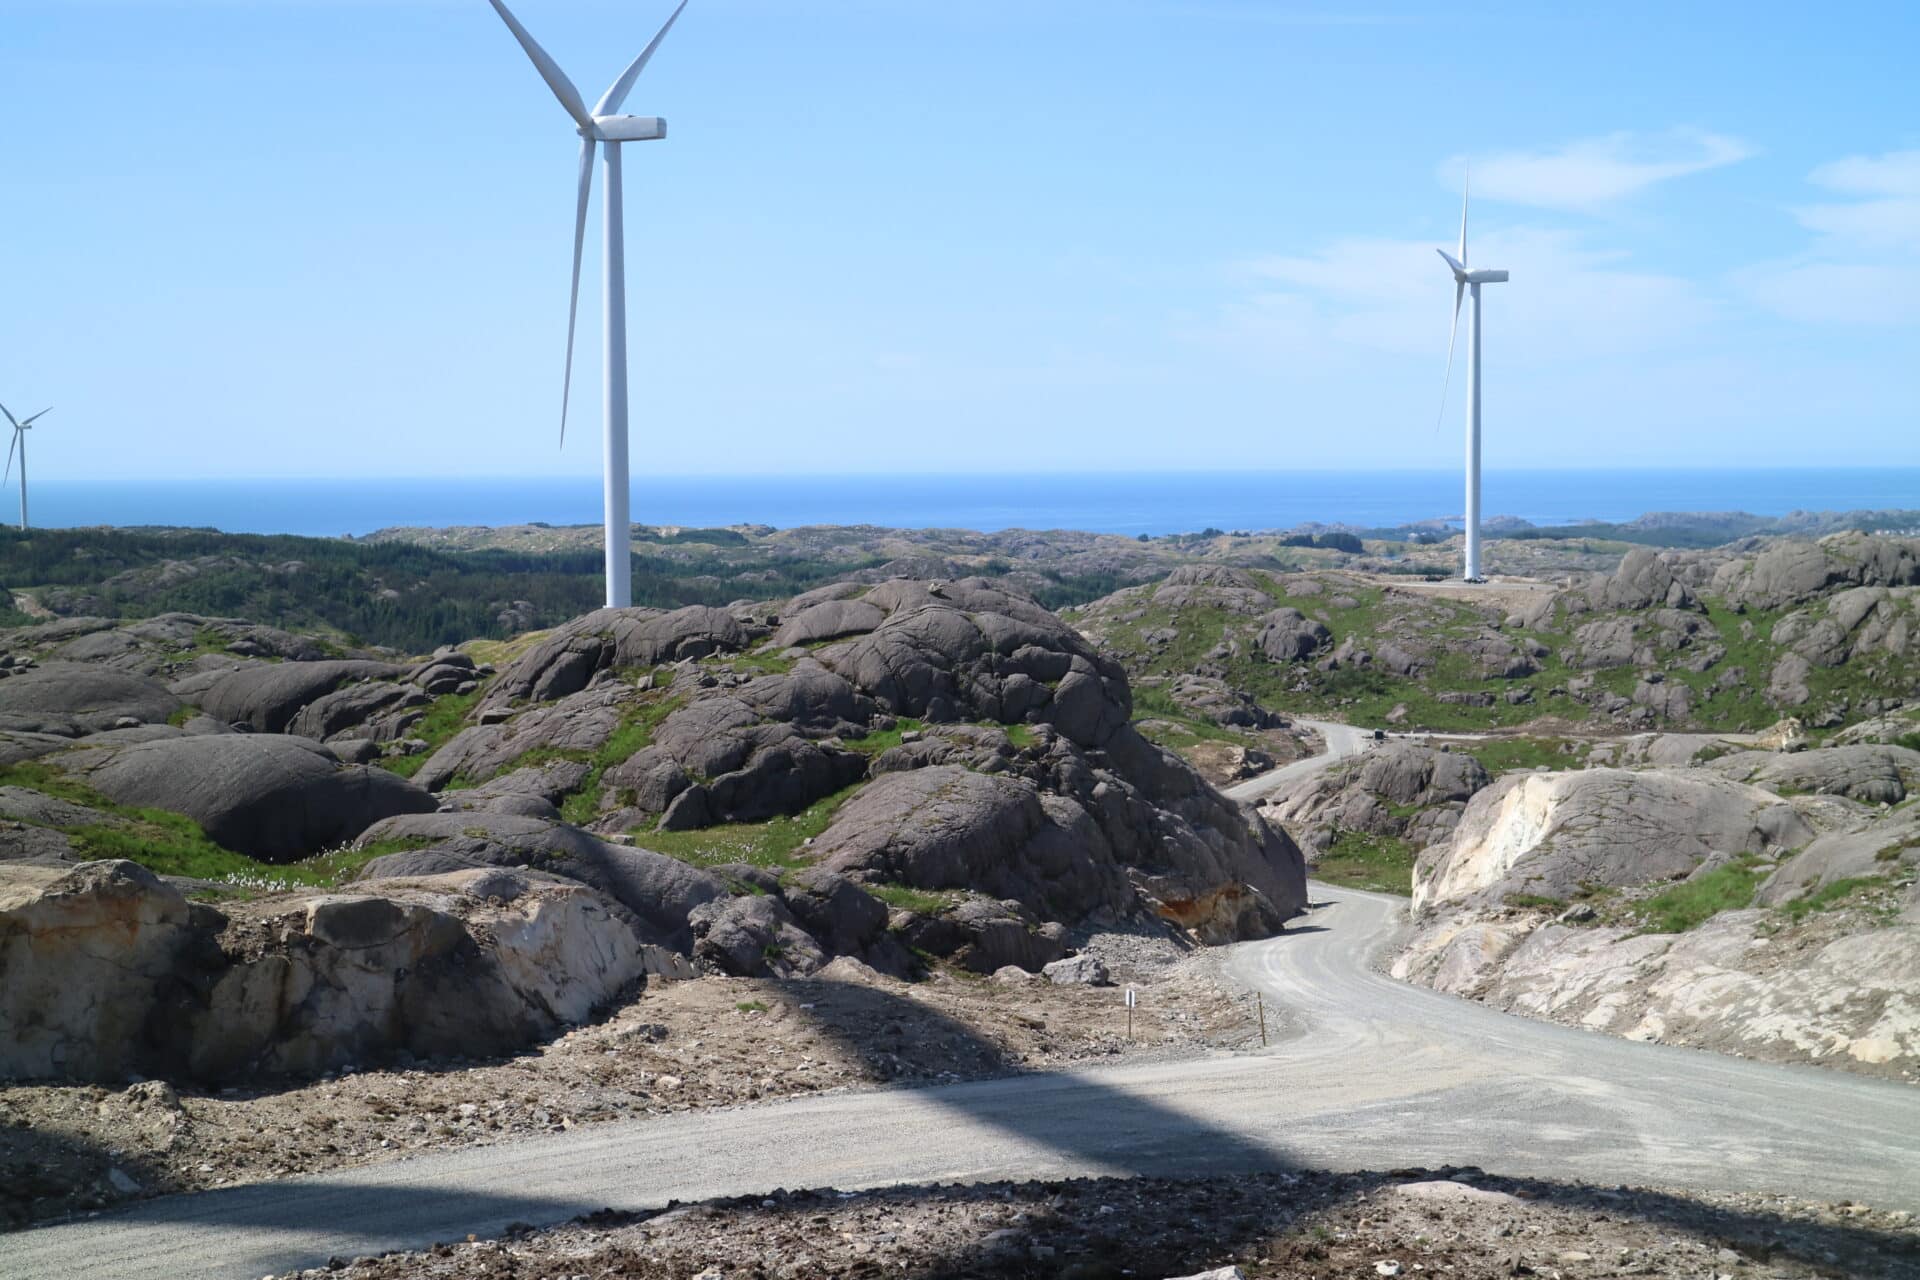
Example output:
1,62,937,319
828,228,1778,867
25,469,1920,539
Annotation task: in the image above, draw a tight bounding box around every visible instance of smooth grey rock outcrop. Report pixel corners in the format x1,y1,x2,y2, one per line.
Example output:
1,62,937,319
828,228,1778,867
196,660,408,734
0,664,183,736
59,734,434,860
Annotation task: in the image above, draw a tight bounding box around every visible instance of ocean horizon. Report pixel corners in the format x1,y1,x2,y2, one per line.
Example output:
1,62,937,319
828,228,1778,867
23,467,1920,540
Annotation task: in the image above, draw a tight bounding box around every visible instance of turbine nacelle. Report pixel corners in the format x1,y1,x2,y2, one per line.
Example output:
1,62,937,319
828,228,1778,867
1436,249,1508,285
587,115,667,143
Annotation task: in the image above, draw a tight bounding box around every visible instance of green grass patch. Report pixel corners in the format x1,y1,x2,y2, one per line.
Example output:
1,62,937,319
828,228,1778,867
0,763,426,891
1634,856,1764,934
843,718,927,756
1313,830,1416,895
702,650,795,677
867,882,957,915
379,689,482,778
1503,892,1568,912
1466,737,1586,775
735,1000,770,1014
628,784,860,871
1003,722,1037,749
553,694,685,825
1129,684,1242,746
1776,876,1885,923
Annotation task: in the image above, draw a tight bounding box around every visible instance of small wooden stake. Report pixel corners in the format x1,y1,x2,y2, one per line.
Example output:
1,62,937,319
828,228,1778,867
1257,993,1268,1047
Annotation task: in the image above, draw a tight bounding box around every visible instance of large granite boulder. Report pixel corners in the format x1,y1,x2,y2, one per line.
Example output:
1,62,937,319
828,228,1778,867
1254,608,1332,662
1414,767,1814,913
813,766,1132,923
58,734,435,860
0,664,183,736
1757,807,1920,907
813,578,1132,748
1261,743,1491,854
485,606,766,708
0,862,209,1080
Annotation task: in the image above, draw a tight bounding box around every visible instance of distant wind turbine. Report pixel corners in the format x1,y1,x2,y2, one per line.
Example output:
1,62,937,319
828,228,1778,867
486,0,690,609
1434,174,1508,583
1,404,52,532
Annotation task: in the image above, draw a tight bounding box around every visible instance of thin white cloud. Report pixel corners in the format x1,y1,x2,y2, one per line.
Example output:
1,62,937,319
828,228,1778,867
1794,149,1920,253
1741,149,1920,326
1451,129,1755,212
1227,227,1715,361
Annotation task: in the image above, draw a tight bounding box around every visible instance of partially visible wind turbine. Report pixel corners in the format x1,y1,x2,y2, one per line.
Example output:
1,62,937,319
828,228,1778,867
487,0,689,609
1434,173,1508,584
1,404,52,533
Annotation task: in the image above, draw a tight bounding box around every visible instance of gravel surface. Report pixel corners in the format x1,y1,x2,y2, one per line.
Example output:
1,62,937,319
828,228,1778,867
252,1168,1920,1280
1,935,1248,1231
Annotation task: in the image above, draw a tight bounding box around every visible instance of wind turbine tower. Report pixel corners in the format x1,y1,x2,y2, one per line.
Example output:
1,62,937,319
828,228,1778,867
1434,176,1508,583
1,404,53,532
486,0,689,609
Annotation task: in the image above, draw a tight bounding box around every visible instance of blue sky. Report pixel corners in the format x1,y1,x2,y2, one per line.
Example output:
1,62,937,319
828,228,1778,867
1,0,1915,481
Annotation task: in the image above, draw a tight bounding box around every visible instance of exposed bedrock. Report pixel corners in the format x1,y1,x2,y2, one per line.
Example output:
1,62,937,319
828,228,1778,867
0,860,675,1084
0,663,184,736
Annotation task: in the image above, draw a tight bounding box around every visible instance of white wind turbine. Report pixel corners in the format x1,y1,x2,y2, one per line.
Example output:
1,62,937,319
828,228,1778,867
1,404,53,533
1434,174,1508,583
486,0,689,609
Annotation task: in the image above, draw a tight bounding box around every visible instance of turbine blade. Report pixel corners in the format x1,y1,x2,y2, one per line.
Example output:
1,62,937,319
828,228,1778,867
1434,280,1464,436
0,404,16,430
487,0,593,129
3,430,16,489
1436,248,1467,277
1458,168,1470,267
20,407,50,426
559,138,596,448
595,0,690,117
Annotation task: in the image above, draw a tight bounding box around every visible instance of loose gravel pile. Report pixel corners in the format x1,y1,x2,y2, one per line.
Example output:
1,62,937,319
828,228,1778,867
260,1168,1920,1279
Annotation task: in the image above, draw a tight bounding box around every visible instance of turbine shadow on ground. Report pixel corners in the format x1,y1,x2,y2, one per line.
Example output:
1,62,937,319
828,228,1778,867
11,977,1917,1279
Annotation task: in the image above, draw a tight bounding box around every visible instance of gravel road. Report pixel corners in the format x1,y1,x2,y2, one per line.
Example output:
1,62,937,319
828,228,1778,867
10,883,1918,1280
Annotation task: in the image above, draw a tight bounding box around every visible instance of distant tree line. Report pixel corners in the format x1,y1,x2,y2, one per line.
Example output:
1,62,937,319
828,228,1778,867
1279,531,1363,554
0,528,885,653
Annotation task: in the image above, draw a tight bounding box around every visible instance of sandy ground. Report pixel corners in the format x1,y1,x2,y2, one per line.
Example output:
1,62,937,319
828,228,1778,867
252,1168,1920,1280
1,932,1250,1232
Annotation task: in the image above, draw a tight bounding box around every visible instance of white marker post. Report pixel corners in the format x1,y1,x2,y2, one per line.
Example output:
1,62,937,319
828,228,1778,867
1125,987,1137,1041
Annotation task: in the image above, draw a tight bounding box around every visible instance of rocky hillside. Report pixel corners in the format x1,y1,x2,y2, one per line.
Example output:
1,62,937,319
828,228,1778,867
0,579,1304,1086
1390,742,1920,1080
1069,533,1920,734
